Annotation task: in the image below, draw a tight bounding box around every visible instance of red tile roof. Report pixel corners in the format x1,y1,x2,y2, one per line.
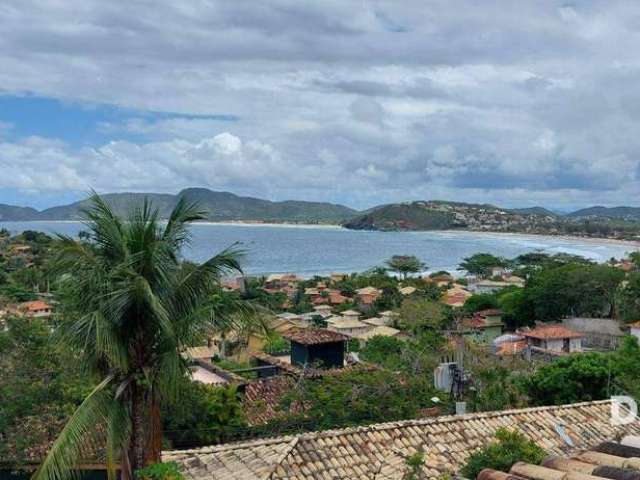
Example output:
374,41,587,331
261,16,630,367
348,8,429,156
21,300,51,311
282,327,348,345
477,308,502,316
243,376,297,426
521,324,584,340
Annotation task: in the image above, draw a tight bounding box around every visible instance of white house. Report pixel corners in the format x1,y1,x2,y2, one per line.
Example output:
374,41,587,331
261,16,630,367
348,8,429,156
520,324,584,354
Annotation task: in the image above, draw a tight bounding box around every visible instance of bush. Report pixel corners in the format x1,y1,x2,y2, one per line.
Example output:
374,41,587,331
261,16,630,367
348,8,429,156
136,462,183,480
461,428,546,479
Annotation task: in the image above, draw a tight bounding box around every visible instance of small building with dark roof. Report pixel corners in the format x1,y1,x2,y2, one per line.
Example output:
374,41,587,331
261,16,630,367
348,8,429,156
282,327,347,369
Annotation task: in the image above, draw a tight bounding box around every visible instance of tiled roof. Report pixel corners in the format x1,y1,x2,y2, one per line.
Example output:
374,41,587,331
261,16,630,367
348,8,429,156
243,376,297,426
521,324,585,340
281,327,348,345
351,325,401,340
476,309,502,316
628,320,640,328
479,440,640,480
20,300,51,311
163,400,640,480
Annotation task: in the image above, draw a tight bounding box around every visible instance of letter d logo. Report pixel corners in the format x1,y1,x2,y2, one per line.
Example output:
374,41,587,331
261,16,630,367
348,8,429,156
611,396,638,426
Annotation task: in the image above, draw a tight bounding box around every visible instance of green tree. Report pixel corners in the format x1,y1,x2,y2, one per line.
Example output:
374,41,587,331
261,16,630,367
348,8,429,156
36,194,244,480
462,294,498,314
398,297,452,333
461,428,546,479
162,379,245,448
459,253,507,278
524,353,611,405
385,255,426,280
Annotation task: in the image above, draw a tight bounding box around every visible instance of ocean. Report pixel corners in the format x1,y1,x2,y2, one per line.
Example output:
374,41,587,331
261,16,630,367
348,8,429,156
0,221,636,276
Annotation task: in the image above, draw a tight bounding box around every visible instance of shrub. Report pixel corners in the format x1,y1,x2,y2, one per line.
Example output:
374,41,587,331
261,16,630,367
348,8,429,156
136,462,184,480
460,428,546,479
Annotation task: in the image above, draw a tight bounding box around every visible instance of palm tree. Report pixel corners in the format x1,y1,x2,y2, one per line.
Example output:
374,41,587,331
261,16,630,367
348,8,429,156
35,194,244,480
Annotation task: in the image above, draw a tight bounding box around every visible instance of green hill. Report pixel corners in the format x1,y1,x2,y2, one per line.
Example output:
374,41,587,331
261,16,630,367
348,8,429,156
4,189,357,224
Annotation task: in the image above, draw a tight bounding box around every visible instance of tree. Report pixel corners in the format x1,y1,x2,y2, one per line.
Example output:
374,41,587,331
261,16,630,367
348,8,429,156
461,428,546,479
458,253,507,278
462,294,498,314
398,298,452,333
36,194,244,480
524,353,612,405
385,255,426,280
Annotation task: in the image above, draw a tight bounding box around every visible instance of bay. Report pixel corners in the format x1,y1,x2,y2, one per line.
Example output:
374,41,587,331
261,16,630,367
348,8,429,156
0,221,637,276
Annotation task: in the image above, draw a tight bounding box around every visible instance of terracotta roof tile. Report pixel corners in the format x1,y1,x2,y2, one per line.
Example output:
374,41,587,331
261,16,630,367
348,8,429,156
164,400,640,480
282,327,348,345
521,324,584,340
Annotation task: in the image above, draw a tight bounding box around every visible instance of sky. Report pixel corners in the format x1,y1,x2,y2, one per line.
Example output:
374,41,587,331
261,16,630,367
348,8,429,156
1,1,640,211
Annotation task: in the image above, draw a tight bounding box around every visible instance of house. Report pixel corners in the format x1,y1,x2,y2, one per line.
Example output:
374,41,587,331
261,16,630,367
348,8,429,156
326,316,372,337
221,276,246,293
398,285,417,296
242,316,298,361
327,289,349,305
468,279,513,294
164,399,640,480
629,321,640,343
442,286,472,307
18,300,52,318
563,317,625,350
312,305,333,317
520,324,584,354
351,325,401,346
379,310,399,325
502,273,525,287
355,286,381,310
330,272,348,283
341,309,361,319
362,316,387,327
282,327,348,369
462,309,504,343
183,345,219,363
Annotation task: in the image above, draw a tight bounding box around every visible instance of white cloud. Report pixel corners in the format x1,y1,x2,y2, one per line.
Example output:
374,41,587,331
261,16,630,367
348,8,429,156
1,1,640,209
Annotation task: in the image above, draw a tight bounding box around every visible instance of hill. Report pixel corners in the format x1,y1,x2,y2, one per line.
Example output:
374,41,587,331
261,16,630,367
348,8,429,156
0,204,40,221
344,200,561,233
2,189,358,224
566,206,640,221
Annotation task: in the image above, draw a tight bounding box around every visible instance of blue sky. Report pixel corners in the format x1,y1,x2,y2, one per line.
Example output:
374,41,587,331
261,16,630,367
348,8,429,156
1,1,639,211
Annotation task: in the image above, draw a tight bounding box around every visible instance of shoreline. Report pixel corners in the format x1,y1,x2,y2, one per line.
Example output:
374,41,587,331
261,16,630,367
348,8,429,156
2,219,639,249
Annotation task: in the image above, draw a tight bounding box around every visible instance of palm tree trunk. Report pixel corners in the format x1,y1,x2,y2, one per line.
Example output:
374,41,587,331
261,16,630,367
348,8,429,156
148,394,163,464
128,385,150,476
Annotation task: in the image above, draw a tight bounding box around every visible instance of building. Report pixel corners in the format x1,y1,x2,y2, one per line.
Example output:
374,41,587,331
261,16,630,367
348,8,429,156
355,286,381,310
351,325,401,346
442,286,472,308
398,285,417,296
520,324,584,354
325,316,372,337
468,279,513,294
462,309,504,343
282,327,347,369
163,399,640,480
562,317,625,350
18,300,52,318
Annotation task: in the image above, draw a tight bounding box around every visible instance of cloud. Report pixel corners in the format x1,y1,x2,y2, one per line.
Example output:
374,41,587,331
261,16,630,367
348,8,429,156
0,1,640,209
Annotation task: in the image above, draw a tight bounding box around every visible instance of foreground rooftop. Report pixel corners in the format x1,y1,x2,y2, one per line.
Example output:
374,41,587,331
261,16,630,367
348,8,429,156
163,399,640,480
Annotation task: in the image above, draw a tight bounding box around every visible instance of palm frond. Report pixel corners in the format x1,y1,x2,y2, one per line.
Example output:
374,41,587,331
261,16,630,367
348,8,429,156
163,197,207,254
33,376,121,480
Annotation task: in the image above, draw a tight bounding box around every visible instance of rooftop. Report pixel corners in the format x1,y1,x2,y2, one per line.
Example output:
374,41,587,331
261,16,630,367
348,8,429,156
163,400,640,480
521,324,585,340
281,327,348,345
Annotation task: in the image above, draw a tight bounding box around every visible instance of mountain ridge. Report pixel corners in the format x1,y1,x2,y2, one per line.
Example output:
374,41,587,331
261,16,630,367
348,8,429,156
0,189,357,224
